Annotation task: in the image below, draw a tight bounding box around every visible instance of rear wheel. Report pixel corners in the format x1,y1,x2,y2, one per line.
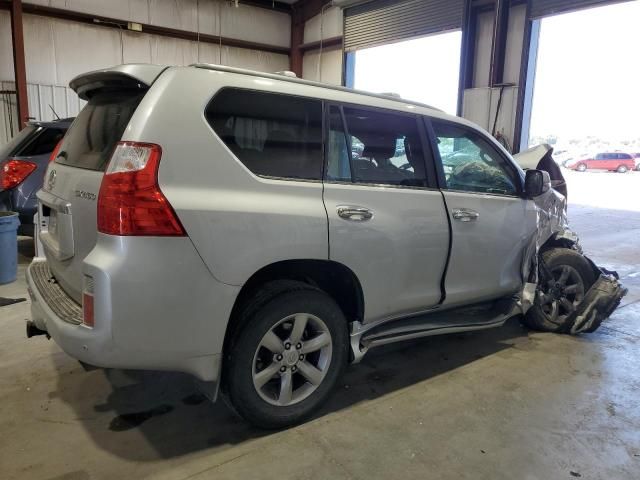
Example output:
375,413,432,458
616,165,628,173
523,248,596,332
225,283,348,429
576,163,587,172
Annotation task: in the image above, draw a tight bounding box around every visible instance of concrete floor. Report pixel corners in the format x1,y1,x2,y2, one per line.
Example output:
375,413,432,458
0,170,638,480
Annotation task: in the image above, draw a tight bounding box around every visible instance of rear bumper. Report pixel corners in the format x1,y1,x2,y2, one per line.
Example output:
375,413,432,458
27,235,241,382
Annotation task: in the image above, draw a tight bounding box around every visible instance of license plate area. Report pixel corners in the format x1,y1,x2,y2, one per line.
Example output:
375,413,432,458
37,191,74,261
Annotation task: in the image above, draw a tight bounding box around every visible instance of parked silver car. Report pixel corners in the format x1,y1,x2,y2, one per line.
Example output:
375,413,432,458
26,64,625,428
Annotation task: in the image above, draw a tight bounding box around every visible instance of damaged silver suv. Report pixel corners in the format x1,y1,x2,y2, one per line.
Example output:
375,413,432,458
26,64,626,428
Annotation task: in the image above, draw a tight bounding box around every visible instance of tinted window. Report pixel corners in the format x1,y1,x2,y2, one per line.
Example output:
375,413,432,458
19,128,65,156
619,153,632,159
595,153,604,160
0,125,39,160
326,106,352,182
206,89,323,180
327,105,428,187
56,91,145,171
432,121,519,195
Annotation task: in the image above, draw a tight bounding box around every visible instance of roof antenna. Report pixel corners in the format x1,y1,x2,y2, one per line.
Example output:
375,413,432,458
49,104,60,120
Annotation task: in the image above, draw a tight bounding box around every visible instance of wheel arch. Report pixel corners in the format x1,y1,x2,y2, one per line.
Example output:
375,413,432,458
222,259,364,357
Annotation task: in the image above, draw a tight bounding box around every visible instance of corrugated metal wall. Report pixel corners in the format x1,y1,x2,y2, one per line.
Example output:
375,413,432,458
0,1,291,145
0,81,84,145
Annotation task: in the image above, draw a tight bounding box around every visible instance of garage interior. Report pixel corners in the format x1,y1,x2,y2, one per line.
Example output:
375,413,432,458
1,0,639,479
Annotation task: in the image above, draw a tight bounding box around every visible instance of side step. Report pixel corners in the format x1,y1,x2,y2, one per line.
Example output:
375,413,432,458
355,297,517,358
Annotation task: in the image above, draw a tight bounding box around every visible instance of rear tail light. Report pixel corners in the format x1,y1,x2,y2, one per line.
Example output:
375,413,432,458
49,139,63,163
82,275,95,327
97,142,186,236
1,159,37,190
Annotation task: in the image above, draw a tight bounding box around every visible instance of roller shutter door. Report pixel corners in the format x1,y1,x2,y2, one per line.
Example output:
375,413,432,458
344,0,464,52
530,0,631,19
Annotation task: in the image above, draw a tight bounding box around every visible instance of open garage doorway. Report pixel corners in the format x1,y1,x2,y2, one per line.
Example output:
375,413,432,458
346,31,462,115
521,1,640,314
524,1,640,167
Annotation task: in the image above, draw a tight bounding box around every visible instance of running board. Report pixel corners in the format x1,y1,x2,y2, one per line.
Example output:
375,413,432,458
350,297,518,362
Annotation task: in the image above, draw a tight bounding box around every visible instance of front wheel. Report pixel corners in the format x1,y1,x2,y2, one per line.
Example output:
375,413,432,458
616,165,628,173
523,248,596,332
576,163,587,172
225,283,348,428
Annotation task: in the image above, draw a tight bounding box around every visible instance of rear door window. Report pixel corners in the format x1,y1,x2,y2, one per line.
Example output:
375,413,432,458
56,91,145,171
326,105,429,187
206,88,323,180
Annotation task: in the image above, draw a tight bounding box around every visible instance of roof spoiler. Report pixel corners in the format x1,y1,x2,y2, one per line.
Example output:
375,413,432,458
69,64,168,100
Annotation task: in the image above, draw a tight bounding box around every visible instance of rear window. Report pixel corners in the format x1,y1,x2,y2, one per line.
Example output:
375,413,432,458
0,125,39,160
56,91,145,171
205,88,323,180
19,128,66,156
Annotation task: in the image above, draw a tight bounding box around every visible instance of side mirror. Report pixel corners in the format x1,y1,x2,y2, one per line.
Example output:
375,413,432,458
524,169,551,198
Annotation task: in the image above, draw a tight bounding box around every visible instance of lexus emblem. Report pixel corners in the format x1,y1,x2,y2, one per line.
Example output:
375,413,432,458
47,169,57,190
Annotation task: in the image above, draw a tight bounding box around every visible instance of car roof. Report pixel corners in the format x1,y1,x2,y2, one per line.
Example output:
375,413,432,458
27,117,74,129
191,63,445,114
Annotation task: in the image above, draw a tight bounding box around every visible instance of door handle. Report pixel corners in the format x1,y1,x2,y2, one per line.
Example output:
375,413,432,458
452,208,479,222
336,205,374,222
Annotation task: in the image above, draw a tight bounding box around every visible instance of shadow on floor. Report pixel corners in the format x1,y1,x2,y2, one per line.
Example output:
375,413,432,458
52,317,531,462
18,236,35,264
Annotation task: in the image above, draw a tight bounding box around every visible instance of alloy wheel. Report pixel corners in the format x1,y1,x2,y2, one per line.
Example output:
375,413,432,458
252,313,332,406
538,265,585,325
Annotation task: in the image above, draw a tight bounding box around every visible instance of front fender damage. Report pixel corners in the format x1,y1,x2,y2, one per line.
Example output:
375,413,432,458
517,186,627,334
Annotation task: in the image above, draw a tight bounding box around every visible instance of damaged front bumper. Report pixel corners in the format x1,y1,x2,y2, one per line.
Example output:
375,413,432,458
563,264,628,334
516,157,626,333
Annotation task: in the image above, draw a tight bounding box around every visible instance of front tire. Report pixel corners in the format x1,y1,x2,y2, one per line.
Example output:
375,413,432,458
576,163,587,172
226,283,348,429
523,248,596,332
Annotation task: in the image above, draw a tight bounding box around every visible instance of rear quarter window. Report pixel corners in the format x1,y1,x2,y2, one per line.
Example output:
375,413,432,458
56,91,145,171
205,88,323,181
0,125,39,160
19,128,65,156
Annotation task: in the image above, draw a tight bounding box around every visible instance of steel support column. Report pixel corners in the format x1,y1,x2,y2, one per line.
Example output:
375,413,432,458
489,0,510,86
290,18,305,76
9,0,29,129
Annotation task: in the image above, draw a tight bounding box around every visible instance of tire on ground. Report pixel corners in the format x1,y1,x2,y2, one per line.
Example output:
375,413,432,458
225,281,348,429
523,248,596,332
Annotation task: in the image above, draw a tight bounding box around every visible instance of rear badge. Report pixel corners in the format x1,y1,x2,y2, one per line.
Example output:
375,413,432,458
47,169,56,190
75,190,97,201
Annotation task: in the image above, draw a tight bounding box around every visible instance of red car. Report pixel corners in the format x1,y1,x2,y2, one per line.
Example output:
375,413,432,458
567,152,635,173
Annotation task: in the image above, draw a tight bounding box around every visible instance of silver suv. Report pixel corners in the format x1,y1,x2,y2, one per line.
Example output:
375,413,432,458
26,64,625,428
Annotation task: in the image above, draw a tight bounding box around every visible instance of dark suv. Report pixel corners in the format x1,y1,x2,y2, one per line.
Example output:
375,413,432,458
0,119,72,235
567,152,635,173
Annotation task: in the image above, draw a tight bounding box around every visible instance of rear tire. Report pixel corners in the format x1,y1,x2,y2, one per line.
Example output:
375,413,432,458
225,282,348,429
523,248,596,332
576,163,587,172
616,165,628,173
